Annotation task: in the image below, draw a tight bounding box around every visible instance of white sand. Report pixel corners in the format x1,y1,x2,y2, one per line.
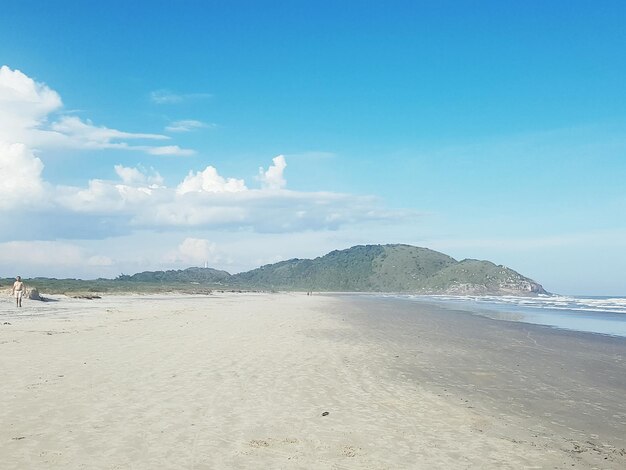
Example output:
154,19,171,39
0,293,610,469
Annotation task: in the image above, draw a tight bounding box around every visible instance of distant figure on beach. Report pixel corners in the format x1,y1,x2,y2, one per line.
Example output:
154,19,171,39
12,276,25,307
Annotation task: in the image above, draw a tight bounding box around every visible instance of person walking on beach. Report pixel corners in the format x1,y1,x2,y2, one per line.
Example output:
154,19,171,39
12,276,25,307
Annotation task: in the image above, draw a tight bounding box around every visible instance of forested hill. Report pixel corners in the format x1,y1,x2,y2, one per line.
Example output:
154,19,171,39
117,267,231,284
118,244,547,295
232,244,547,295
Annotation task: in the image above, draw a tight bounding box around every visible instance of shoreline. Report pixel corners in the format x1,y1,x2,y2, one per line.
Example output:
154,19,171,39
1,293,625,468
335,292,626,339
338,295,626,458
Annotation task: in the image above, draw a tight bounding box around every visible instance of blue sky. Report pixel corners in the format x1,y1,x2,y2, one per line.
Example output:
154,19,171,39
1,1,625,295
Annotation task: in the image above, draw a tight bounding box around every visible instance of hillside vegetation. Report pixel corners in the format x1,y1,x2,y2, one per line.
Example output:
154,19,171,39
117,267,231,284
233,244,546,295
4,244,547,296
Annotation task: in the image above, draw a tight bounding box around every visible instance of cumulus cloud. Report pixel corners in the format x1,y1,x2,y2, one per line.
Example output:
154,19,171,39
0,150,412,237
57,179,128,213
0,67,417,278
114,164,163,186
31,151,408,235
0,67,412,248
92,179,409,233
0,152,414,277
143,199,249,227
0,65,193,156
56,178,166,214
177,166,247,194
0,65,62,132
0,141,46,209
165,238,221,265
165,120,214,133
258,154,287,190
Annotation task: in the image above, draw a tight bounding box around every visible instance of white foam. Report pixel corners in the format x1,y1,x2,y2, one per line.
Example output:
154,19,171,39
393,293,626,337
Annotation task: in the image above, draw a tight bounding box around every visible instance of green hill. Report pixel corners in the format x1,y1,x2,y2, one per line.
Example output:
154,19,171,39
231,244,547,295
233,244,389,291
418,258,546,295
117,267,231,284
10,244,547,296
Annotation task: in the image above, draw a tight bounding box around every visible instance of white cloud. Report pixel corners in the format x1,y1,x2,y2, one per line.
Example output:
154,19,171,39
114,165,148,185
146,145,196,156
165,119,214,133
0,240,112,270
165,238,221,265
55,177,167,214
133,185,410,232
0,141,46,209
0,65,194,156
150,89,212,104
40,153,410,234
114,164,163,186
0,65,62,132
0,129,411,235
177,166,248,194
258,154,287,190
0,66,413,270
58,180,128,212
0,67,407,233
144,201,248,227
49,115,167,149
2,152,411,234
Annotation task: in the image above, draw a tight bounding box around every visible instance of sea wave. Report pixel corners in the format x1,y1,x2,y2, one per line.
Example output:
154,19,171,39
379,293,626,337
404,294,626,315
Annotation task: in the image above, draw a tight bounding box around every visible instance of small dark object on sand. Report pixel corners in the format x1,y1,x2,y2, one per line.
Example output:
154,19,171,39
321,411,329,416
28,288,42,300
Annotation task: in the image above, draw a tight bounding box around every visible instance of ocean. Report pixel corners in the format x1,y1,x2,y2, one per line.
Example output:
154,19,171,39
383,294,626,338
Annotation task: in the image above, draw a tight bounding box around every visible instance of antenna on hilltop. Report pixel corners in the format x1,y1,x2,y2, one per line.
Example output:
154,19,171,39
204,261,208,269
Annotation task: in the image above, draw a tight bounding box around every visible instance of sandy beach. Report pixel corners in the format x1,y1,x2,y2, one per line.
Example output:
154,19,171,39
1,293,625,469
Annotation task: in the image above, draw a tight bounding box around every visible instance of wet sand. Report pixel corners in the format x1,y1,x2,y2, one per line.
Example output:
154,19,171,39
339,295,626,468
1,293,624,469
